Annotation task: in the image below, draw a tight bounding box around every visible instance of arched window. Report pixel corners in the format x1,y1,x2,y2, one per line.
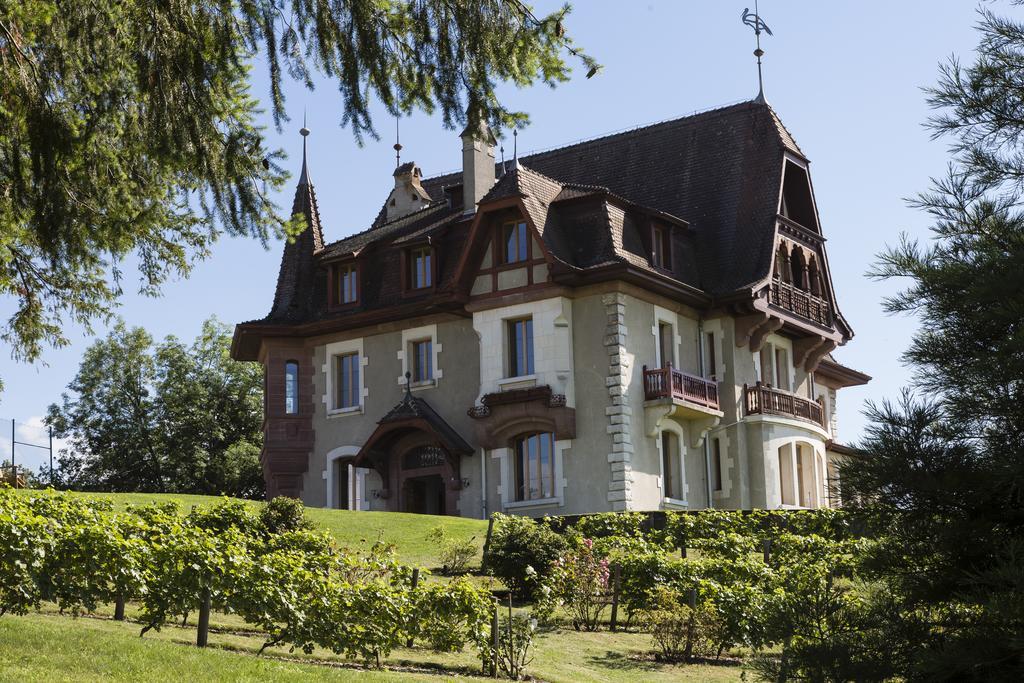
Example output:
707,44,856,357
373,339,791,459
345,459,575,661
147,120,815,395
778,444,796,506
284,361,299,415
512,432,555,501
806,255,823,296
661,430,683,500
774,243,792,283
791,247,808,291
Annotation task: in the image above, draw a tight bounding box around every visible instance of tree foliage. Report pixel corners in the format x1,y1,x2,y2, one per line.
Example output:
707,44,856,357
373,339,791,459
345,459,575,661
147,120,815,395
837,5,1024,680
46,317,264,498
0,0,596,379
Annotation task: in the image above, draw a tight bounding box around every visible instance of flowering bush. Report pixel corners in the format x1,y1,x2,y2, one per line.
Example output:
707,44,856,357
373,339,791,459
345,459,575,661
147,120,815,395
537,538,611,631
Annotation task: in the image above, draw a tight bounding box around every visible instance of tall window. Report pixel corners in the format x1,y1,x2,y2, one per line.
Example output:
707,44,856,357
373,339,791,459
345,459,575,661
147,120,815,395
284,361,299,415
411,339,433,382
661,431,683,500
334,263,358,305
774,347,790,390
409,247,432,290
657,321,674,368
500,221,528,264
651,224,671,269
507,317,534,377
711,438,723,492
334,352,360,409
513,432,555,501
705,332,717,380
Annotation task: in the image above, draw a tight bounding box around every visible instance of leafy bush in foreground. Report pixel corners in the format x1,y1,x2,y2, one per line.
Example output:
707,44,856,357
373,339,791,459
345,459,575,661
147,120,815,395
485,513,566,599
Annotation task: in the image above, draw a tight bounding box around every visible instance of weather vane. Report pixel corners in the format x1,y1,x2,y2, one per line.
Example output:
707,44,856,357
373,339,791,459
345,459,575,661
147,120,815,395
742,1,773,103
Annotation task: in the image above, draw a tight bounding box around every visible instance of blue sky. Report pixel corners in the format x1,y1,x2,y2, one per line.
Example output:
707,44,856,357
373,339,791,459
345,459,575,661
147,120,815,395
0,2,984,474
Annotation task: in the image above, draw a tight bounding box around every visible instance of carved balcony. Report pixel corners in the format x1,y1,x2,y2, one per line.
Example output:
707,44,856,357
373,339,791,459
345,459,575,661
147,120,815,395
770,277,831,327
744,381,825,427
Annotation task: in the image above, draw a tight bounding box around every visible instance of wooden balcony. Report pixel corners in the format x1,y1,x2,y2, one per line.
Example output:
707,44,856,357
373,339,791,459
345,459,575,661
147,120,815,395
744,381,825,427
642,364,720,410
770,278,831,327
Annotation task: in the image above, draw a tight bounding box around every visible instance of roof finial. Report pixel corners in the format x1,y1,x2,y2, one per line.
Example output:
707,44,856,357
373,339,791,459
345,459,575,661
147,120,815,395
298,111,311,185
404,371,413,399
512,129,520,170
741,1,773,104
393,117,403,168
499,144,506,177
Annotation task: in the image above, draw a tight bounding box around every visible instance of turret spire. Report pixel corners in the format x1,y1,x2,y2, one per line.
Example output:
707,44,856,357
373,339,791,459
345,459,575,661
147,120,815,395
298,112,311,185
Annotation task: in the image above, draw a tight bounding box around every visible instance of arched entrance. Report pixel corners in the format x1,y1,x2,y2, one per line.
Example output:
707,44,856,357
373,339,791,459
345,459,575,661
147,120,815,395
353,385,473,515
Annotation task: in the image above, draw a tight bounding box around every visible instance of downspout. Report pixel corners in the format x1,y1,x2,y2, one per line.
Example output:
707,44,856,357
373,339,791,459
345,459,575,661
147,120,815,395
698,319,714,509
480,447,488,519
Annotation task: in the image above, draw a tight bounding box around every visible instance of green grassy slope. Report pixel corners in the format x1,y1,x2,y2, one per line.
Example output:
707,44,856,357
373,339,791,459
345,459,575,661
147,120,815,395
14,489,488,569
0,614,445,682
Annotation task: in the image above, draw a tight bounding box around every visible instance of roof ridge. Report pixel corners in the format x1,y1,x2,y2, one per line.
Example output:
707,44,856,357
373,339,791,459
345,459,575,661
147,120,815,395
320,200,448,252
421,99,758,183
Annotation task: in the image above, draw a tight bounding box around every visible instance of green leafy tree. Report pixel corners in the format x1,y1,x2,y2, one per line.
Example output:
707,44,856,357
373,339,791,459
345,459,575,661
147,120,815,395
0,1,597,385
838,5,1024,680
47,317,264,497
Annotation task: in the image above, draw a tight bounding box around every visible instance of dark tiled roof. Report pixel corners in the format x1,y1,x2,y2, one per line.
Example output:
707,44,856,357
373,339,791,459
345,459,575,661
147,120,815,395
254,100,807,329
266,173,325,322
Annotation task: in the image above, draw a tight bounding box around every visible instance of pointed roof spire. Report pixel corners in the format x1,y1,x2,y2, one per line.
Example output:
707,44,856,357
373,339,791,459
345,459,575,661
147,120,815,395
298,112,311,185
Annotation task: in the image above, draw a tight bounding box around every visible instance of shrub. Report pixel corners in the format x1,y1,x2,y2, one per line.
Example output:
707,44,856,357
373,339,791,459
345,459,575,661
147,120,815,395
426,525,477,575
409,576,491,652
259,496,313,535
488,610,536,680
646,587,723,663
485,513,566,599
537,538,610,631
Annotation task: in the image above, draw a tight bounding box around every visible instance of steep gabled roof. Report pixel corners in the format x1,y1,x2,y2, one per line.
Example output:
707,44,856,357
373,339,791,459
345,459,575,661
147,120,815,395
267,149,325,323
404,100,797,294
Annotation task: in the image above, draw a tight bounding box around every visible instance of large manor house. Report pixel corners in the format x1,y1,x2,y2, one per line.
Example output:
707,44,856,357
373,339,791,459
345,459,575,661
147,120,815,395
231,98,869,518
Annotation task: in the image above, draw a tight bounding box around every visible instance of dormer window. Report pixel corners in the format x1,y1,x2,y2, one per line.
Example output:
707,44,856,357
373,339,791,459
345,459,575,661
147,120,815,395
651,224,672,270
408,246,433,290
499,220,529,264
331,262,358,307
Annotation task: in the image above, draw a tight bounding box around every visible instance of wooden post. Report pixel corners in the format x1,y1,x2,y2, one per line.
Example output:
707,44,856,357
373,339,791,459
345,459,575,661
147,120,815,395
406,568,420,647
609,563,621,632
683,587,697,663
490,598,499,678
763,538,772,564
114,594,126,621
481,516,495,572
196,588,211,647
680,545,687,559
507,595,515,679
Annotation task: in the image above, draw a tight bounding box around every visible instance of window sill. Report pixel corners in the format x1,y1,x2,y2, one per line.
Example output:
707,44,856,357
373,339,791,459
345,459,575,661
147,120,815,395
397,377,437,391
327,406,364,419
497,374,538,390
662,497,689,509
504,497,560,510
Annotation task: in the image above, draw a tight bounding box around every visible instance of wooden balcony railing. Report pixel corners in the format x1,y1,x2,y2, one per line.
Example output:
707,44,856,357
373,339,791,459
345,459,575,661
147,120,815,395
642,364,720,410
744,381,824,427
770,278,832,327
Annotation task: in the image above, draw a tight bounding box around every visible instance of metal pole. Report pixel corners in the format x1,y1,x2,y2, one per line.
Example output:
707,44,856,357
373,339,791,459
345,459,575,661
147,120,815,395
49,427,53,487
10,419,15,489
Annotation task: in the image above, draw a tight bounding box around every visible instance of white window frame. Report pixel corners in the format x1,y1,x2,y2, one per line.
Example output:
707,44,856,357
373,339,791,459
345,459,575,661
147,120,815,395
657,421,688,507
323,338,368,416
397,324,442,390
652,305,680,369
493,438,569,511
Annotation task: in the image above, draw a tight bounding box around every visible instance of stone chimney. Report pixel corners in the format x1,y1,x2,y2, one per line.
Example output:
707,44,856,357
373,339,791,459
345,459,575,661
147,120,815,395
385,162,432,222
460,121,496,214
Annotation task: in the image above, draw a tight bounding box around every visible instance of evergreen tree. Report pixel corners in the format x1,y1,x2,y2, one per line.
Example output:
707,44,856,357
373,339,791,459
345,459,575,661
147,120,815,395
47,318,265,498
0,1,596,382
840,6,1024,680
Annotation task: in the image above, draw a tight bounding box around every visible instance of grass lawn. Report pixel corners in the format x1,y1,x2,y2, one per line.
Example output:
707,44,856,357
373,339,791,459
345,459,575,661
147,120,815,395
0,612,744,683
6,489,746,682
14,489,489,570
